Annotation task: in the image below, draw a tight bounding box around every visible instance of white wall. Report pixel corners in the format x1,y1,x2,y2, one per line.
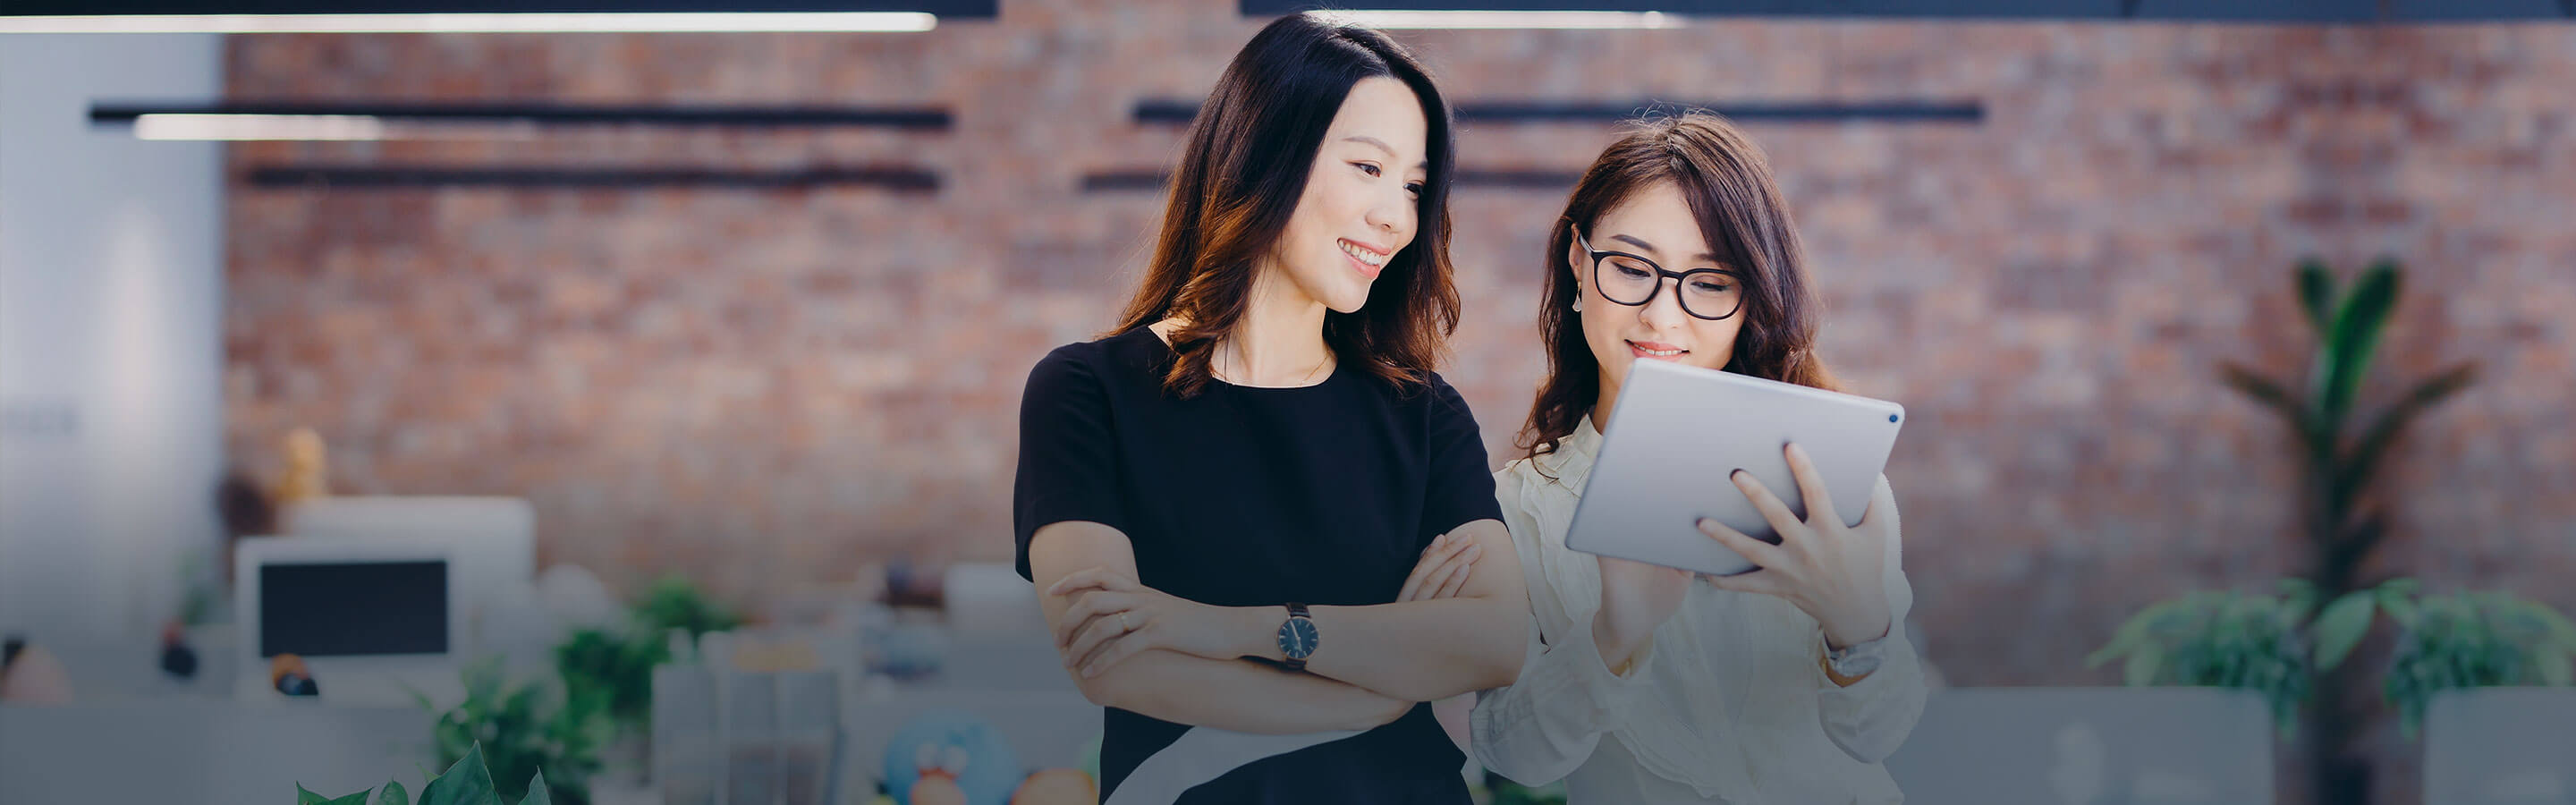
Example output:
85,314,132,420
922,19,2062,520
0,34,225,641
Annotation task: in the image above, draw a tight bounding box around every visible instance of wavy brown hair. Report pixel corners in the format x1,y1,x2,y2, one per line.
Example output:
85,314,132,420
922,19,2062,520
1521,112,1839,461
1106,13,1461,397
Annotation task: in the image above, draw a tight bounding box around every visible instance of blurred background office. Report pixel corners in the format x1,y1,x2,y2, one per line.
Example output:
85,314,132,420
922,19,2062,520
2,1,2572,803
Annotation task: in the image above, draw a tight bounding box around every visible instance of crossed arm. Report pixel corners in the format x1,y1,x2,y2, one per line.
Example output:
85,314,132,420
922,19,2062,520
1027,518,1527,732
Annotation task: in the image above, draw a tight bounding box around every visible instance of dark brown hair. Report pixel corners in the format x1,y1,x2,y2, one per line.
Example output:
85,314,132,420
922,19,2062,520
1107,13,1461,397
1521,111,1838,461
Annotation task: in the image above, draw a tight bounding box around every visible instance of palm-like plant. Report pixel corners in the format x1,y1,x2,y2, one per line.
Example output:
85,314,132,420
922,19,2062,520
2218,258,2478,600
2215,257,2477,802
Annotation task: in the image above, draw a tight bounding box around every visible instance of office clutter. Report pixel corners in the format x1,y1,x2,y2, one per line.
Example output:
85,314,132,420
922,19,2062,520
648,571,1101,805
17,440,1097,805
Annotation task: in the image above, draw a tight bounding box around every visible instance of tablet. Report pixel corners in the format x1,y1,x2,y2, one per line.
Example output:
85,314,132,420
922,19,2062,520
1564,358,1904,577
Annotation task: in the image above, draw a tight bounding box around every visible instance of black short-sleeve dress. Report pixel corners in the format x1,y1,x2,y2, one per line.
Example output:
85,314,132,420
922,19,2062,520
1013,326,1503,804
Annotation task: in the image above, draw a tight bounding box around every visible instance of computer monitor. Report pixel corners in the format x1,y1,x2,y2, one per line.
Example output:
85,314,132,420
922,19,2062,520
284,496,536,610
233,535,467,706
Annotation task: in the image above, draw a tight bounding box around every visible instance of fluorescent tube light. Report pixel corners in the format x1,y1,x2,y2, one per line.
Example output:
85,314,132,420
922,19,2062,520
132,114,386,140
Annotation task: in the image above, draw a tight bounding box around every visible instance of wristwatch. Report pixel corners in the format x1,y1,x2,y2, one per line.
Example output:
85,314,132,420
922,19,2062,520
1824,635,1887,681
1275,603,1318,672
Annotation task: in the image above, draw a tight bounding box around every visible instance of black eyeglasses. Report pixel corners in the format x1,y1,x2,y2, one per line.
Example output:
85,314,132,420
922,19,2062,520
1573,225,1747,321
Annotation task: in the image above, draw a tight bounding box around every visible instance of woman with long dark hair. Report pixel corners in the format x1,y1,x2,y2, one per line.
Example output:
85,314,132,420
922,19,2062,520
1453,112,1927,802
1012,13,1525,804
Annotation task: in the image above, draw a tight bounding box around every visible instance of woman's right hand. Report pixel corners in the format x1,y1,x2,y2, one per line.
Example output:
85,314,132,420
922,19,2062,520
1402,530,1487,750
1592,555,1692,674
1397,530,1483,603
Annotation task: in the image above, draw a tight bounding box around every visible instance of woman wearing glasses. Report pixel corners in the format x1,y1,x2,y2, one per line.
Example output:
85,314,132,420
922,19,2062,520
1013,13,1527,805
1428,112,1926,803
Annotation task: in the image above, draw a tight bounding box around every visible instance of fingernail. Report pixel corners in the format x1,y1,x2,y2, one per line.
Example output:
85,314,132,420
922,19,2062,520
1731,470,1748,482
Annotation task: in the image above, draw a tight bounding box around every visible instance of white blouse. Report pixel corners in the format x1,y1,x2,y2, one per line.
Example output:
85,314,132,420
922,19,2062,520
1470,417,1927,804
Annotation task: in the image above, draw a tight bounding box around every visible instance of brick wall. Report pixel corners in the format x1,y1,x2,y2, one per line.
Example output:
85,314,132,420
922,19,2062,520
222,0,2574,738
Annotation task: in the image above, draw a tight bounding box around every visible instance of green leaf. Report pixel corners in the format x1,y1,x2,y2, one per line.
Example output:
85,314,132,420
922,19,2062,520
2314,258,2400,430
419,743,503,805
2089,607,2162,667
2378,591,2421,631
2280,578,2319,621
2219,362,2309,434
2419,594,2469,631
378,779,411,805
2295,258,2335,335
2527,599,2576,649
296,785,376,805
635,576,741,640
2538,650,2573,687
2313,590,2379,670
2337,361,2478,503
518,770,552,805
2124,646,2165,686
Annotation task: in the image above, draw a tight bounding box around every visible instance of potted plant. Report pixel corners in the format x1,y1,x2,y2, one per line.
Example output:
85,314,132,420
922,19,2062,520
417,658,609,805
2372,583,2576,735
294,741,556,805
2095,257,2477,801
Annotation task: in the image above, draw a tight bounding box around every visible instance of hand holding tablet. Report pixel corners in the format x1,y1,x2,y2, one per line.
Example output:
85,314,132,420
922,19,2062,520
1692,442,1901,651
1566,358,1904,576
1564,359,1905,648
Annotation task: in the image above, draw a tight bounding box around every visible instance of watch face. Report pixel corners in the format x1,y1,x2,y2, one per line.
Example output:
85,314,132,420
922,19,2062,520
1277,617,1318,659
1829,640,1887,677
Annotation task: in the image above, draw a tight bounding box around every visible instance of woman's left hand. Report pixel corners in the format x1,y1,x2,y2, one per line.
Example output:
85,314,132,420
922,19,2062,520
1695,442,1895,649
1047,568,1255,678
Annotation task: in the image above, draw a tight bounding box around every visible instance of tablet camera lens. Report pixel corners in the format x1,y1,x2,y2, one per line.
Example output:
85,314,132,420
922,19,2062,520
1888,413,1900,423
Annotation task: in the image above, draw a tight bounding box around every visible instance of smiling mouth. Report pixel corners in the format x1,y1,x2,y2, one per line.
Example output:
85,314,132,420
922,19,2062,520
1338,238,1389,275
1629,340,1688,359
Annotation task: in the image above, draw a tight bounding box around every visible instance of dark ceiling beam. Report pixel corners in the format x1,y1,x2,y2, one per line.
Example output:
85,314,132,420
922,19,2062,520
1081,168,1584,193
93,102,953,130
11,0,993,16
245,165,941,191
1132,98,1984,127
1239,0,2575,21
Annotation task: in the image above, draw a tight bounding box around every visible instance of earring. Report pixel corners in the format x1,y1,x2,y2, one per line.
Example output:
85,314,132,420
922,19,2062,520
1571,297,1583,313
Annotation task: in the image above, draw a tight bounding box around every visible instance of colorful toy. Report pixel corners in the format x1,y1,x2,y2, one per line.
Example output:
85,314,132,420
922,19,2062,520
911,775,969,805
883,711,1021,805
1009,768,1097,805
272,428,329,507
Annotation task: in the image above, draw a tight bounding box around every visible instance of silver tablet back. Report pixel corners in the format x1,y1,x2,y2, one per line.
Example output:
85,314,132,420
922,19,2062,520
1564,359,1904,576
